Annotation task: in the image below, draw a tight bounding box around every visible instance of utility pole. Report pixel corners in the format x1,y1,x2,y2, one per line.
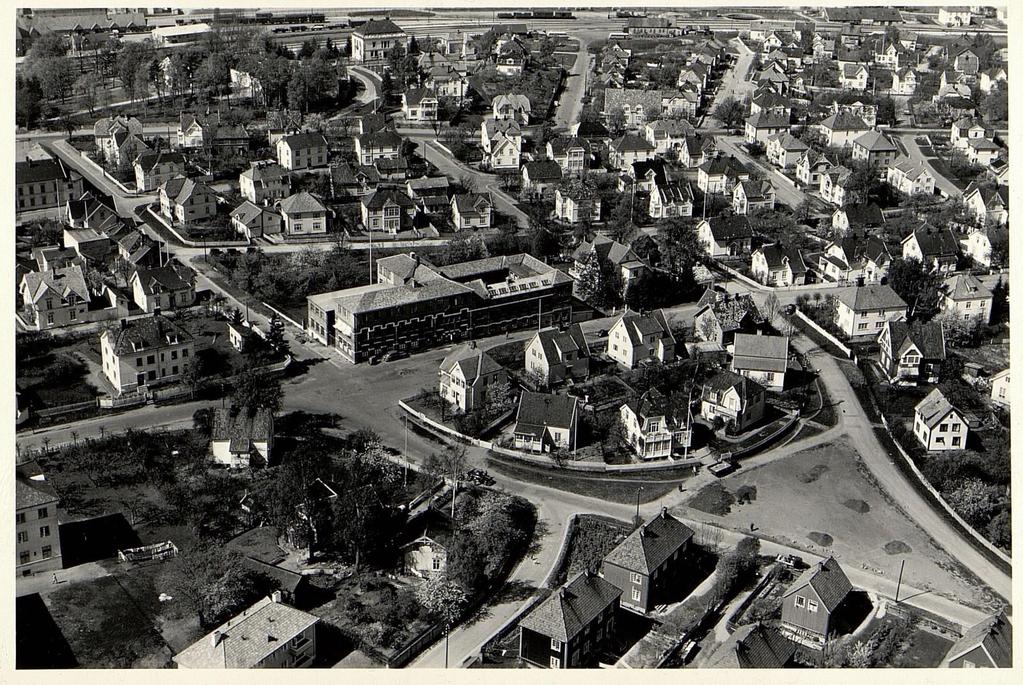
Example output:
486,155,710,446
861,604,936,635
635,486,644,522
403,415,409,487
895,559,906,602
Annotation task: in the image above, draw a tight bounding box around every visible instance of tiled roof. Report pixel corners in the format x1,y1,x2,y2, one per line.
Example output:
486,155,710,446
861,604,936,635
404,87,438,107
173,596,318,668
835,203,884,227
943,273,993,301
782,557,852,612
943,611,1012,668
603,88,666,118
523,160,563,182
20,265,89,304
736,179,773,201
241,160,289,183
336,279,471,315
854,130,897,152
439,345,503,380
212,406,273,453
16,478,58,510
603,509,694,575
767,132,808,151
708,623,796,668
515,391,578,437
732,333,789,373
655,182,693,206
756,243,807,273
131,265,191,295
705,215,753,241
646,118,695,137
746,111,790,129
611,133,655,153
451,193,492,215
354,18,405,36
702,370,764,404
836,284,907,312
531,325,588,366
518,572,621,642
612,309,673,347
362,187,414,210
279,132,327,151
492,93,531,111
819,111,869,131
105,313,192,356
908,225,960,258
886,320,946,360
16,159,72,185
278,191,326,215
231,201,278,226
699,155,748,177
915,388,958,429
548,136,588,156
160,175,213,205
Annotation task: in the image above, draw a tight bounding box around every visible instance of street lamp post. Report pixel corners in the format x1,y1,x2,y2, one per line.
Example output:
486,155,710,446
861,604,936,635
635,486,644,523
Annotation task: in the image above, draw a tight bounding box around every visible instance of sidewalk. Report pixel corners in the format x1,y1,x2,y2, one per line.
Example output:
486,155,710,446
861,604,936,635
15,561,111,598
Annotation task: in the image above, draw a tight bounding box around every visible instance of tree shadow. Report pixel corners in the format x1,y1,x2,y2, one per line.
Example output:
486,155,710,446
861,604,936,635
525,518,551,558
285,356,325,378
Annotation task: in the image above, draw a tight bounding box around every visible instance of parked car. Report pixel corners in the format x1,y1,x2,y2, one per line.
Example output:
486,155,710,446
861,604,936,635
776,553,806,569
464,468,495,486
708,460,736,477
369,355,381,365
382,350,408,362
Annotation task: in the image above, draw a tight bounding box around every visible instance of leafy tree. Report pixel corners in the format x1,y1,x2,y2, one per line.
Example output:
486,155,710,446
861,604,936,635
28,33,69,60
989,278,1008,325
446,533,487,593
116,40,155,103
164,545,278,628
483,379,514,418
416,576,469,629
16,75,44,129
944,477,1002,528
231,368,283,414
32,56,77,102
657,217,702,292
575,250,623,309
886,258,939,320
625,269,674,311
265,314,290,358
982,88,1008,123
713,96,746,130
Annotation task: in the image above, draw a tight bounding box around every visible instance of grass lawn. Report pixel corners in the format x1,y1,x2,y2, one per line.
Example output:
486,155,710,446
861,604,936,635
486,456,682,505
486,339,527,372
45,573,176,668
681,441,999,609
894,626,955,668
17,335,101,409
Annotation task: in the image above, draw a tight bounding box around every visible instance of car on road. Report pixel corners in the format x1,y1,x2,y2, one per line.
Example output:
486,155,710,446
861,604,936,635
776,554,806,569
382,350,408,362
464,468,495,486
708,460,736,477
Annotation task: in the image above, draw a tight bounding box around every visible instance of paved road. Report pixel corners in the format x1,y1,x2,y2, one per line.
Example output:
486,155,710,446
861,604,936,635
554,41,590,129
347,65,381,106
44,139,156,216
704,38,757,128
747,302,1011,602
897,133,964,199
715,136,808,209
415,136,529,229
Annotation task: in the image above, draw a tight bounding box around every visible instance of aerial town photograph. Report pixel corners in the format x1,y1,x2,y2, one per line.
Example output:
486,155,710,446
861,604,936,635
11,2,1012,672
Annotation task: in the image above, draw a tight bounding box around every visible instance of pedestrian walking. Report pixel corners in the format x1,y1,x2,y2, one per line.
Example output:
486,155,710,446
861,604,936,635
51,573,58,585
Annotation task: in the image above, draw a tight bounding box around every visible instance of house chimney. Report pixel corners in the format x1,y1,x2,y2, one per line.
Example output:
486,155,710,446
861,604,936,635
271,590,283,603
211,630,226,647
120,318,128,329
153,306,162,318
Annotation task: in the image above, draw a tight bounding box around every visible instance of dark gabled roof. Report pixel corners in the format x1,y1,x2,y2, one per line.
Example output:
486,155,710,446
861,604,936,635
523,160,563,182
279,132,327,150
135,150,186,172
736,624,796,668
439,345,503,380
835,202,884,228
944,611,1012,668
604,509,694,575
819,111,869,132
705,215,753,241
756,243,806,274
354,18,405,36
277,191,326,215
942,273,993,302
885,320,946,360
241,557,307,594
702,370,764,404
908,225,960,258
854,130,897,152
362,187,415,210
131,265,191,295
519,572,622,643
699,155,749,178
451,193,492,215
357,128,404,148
782,557,852,612
104,313,193,356
548,136,588,156
515,391,578,437
403,87,438,107
611,133,655,153
531,324,588,366
625,387,680,426
16,159,72,185
612,309,673,347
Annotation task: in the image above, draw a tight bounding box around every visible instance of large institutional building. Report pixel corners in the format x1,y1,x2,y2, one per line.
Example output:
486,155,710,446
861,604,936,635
307,252,574,363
